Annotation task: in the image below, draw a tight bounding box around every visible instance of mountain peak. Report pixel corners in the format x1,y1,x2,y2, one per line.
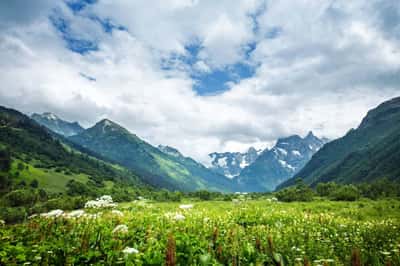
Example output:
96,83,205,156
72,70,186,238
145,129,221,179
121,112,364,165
93,119,126,133
32,112,59,121
31,112,84,137
158,145,183,158
305,131,315,138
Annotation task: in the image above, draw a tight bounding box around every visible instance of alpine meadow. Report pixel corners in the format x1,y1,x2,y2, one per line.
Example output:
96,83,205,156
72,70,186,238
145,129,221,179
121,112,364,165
1,1,400,265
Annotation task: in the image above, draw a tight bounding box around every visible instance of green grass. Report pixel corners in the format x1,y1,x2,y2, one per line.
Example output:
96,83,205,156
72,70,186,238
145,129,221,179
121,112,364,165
10,160,89,193
1,199,400,265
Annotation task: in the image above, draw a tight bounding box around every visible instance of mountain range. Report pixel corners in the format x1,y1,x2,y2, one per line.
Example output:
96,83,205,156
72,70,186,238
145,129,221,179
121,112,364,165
208,147,262,178
2,96,399,194
68,119,235,192
28,111,328,192
279,96,400,189
234,132,328,192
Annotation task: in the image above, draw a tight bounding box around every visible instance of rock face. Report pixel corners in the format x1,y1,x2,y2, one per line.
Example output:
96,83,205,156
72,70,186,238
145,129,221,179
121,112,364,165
235,132,328,192
279,96,400,189
208,147,262,178
31,112,84,137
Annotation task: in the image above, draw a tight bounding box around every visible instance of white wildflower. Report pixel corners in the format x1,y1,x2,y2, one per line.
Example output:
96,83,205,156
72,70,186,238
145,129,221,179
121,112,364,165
66,210,85,219
111,210,124,217
113,224,128,234
122,247,139,255
0,219,5,226
179,204,193,210
174,213,185,221
85,195,117,209
40,209,64,218
28,214,38,219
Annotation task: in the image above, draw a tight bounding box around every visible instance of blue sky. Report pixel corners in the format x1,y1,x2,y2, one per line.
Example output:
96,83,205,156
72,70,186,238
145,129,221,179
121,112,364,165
0,0,399,163
54,0,258,95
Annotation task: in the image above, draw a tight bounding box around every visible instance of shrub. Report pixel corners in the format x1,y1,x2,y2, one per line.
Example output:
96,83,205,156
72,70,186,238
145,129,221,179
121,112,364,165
316,182,338,197
276,180,315,202
0,207,26,224
30,179,39,188
330,185,360,201
3,189,38,207
41,196,86,211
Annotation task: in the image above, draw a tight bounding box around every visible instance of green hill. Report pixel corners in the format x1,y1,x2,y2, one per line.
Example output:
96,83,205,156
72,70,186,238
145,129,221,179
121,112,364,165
278,96,400,189
70,119,236,192
0,106,148,195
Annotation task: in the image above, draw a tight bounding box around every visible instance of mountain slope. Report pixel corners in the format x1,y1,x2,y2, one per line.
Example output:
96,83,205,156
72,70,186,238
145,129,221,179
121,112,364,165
208,147,262,178
278,96,400,189
31,112,84,137
70,120,236,192
236,132,327,192
0,106,146,193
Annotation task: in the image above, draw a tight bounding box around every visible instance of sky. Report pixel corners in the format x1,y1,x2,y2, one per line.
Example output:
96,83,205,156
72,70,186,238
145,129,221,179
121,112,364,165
0,0,399,165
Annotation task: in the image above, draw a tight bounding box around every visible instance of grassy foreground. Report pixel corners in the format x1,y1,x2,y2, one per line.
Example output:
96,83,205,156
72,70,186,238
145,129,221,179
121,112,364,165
1,199,400,265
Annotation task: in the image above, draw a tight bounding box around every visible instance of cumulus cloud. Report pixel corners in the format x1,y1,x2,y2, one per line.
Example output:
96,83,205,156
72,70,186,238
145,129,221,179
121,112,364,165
0,0,399,165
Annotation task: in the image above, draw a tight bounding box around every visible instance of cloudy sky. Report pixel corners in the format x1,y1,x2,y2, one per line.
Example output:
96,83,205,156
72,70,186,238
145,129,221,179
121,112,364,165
1,0,399,164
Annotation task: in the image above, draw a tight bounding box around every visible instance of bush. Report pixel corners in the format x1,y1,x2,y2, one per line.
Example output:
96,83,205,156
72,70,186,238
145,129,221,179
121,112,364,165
316,182,338,197
66,179,92,196
0,207,26,224
276,180,315,202
30,179,39,188
41,196,86,211
330,185,360,201
3,189,38,207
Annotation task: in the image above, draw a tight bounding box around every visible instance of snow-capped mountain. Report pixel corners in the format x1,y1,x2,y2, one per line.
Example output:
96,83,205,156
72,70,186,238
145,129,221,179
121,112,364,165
209,147,262,178
31,112,84,137
236,131,328,191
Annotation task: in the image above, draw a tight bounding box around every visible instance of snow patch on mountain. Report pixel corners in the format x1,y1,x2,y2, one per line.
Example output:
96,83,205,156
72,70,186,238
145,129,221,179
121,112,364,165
208,147,262,178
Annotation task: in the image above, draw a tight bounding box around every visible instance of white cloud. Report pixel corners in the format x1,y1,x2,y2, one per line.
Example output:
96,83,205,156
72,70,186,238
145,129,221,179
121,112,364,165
0,0,399,165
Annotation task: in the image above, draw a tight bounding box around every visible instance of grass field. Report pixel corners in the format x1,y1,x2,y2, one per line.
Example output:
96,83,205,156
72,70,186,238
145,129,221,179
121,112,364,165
1,199,400,265
10,160,90,193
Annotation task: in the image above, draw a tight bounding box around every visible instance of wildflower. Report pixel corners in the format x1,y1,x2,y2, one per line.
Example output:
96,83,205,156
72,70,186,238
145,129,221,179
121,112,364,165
122,247,139,255
66,210,85,218
85,195,117,209
179,204,193,210
174,213,185,221
111,210,124,217
113,224,129,234
28,214,38,219
0,219,5,226
40,209,64,218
